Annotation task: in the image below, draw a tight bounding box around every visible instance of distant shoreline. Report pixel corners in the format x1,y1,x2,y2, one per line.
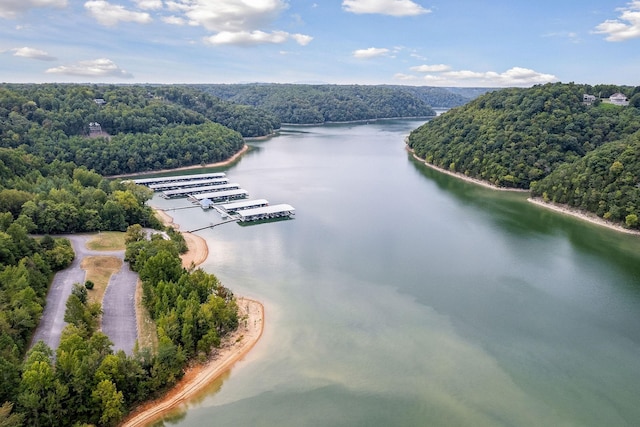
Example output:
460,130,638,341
407,145,639,236
281,115,435,127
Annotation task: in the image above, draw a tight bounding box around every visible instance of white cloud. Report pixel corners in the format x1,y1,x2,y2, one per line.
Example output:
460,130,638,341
11,47,57,61
593,0,640,41
410,64,451,72
342,0,430,16
172,0,288,32
162,15,186,25
204,30,312,46
46,58,133,78
134,0,162,10
353,47,390,59
84,1,152,26
395,66,557,87
0,0,67,19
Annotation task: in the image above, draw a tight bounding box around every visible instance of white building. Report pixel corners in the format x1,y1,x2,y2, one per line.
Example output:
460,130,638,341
609,93,629,106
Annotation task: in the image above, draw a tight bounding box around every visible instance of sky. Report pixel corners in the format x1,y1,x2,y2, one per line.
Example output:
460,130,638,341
0,0,639,87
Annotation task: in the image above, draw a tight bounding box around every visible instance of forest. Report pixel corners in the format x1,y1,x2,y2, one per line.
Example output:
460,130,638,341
0,149,240,425
198,83,440,124
407,82,640,229
0,84,277,175
0,82,279,425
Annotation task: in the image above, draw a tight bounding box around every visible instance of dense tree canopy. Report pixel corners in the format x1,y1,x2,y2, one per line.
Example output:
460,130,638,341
0,84,275,175
408,82,640,228
199,84,437,124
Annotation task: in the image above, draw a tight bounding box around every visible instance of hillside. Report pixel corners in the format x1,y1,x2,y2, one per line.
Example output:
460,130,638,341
198,83,437,124
0,84,279,175
407,82,640,229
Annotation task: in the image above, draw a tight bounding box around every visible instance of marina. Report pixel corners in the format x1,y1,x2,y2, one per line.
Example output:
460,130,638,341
134,171,295,224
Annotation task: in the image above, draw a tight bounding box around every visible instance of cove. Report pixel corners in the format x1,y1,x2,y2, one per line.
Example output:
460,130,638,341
150,119,640,427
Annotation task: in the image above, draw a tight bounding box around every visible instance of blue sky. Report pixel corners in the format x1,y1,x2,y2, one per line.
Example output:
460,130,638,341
1,0,639,87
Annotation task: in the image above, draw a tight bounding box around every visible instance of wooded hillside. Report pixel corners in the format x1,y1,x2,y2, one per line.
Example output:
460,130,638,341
407,82,640,229
0,84,278,175
199,83,438,124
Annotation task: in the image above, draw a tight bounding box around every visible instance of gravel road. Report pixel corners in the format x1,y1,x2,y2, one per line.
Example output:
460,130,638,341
30,234,138,355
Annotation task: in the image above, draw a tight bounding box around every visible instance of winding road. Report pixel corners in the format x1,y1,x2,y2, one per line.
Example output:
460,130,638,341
31,234,138,355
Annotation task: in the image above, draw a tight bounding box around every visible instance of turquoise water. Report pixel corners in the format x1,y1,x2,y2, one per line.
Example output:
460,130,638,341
151,120,640,427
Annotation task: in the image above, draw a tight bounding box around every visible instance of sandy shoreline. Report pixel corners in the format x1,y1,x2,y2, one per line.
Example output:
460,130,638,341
407,146,640,236
121,209,265,426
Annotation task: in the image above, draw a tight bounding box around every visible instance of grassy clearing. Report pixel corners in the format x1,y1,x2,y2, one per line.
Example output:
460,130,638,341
86,231,126,251
135,280,158,352
81,256,123,305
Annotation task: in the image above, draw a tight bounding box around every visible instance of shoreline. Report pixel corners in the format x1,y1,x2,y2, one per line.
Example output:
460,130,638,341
527,197,640,236
108,144,250,179
407,147,528,193
407,146,640,236
121,209,265,426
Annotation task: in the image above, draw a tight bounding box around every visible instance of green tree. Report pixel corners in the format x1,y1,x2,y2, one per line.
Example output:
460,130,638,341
91,380,124,427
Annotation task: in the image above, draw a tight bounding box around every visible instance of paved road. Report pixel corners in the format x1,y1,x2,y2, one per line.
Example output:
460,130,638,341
31,234,138,355
101,261,138,354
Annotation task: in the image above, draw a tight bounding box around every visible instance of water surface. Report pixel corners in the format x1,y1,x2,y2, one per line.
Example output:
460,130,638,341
151,120,640,427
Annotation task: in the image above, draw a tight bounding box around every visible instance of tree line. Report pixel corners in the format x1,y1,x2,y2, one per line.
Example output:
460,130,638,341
198,83,438,124
407,82,640,229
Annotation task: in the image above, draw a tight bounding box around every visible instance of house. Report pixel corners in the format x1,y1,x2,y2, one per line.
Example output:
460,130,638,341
609,93,629,106
89,122,102,135
93,98,106,106
583,94,596,105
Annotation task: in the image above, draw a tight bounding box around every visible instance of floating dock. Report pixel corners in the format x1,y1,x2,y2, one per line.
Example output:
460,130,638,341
131,172,226,186
162,183,241,199
149,178,228,192
237,204,295,222
190,189,249,203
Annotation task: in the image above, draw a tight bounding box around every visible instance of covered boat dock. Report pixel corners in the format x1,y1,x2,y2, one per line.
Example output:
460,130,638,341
131,172,226,186
162,183,241,199
237,204,295,222
190,189,249,203
221,199,269,213
149,178,228,192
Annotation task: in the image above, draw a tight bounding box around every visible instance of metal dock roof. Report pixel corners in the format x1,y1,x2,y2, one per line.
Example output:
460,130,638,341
221,199,269,211
132,172,226,186
149,178,228,191
237,204,295,221
191,189,248,201
162,183,240,198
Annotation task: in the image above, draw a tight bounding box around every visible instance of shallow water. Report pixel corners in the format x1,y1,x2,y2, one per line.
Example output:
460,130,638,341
151,120,640,427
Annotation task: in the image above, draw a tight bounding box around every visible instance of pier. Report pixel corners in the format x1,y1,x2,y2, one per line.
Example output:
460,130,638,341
149,178,228,192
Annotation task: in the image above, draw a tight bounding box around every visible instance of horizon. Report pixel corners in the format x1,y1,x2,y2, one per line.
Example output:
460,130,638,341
1,1,639,87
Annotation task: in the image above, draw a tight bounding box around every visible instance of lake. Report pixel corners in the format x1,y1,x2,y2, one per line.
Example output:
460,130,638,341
150,120,640,427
